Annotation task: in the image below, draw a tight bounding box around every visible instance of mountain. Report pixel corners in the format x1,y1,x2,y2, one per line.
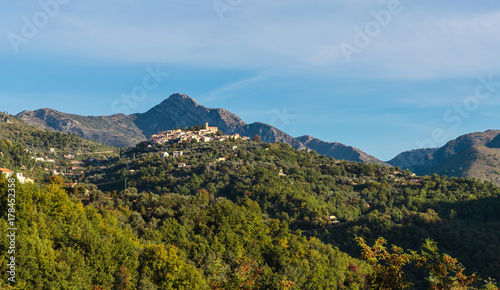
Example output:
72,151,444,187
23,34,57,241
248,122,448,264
17,93,385,163
131,94,307,150
430,144,500,185
131,94,246,138
387,148,439,174
297,135,388,165
389,130,500,185
17,108,146,147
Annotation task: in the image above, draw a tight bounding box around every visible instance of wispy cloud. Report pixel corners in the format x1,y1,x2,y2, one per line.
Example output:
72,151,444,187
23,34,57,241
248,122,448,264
198,71,270,103
2,1,499,80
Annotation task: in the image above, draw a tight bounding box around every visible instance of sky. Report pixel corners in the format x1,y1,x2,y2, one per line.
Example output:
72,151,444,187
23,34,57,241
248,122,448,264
1,0,500,161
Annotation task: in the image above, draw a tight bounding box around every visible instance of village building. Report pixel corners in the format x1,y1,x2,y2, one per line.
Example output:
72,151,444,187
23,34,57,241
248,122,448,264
0,168,27,183
148,122,250,145
205,122,218,132
325,215,339,224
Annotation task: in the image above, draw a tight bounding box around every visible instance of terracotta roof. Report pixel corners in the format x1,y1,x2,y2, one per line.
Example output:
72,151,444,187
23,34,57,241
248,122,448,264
0,168,13,173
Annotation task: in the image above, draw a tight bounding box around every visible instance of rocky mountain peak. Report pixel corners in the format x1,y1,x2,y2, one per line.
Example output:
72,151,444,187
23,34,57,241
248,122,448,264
160,93,200,107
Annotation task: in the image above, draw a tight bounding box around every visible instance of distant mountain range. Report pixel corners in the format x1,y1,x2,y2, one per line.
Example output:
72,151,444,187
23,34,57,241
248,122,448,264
15,93,500,185
17,93,385,165
389,130,500,186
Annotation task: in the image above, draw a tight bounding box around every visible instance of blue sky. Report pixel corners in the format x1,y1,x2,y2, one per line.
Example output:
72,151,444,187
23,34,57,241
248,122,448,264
1,0,500,160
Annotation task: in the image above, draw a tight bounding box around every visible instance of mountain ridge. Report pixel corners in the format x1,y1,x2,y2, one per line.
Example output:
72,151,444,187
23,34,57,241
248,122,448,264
389,130,500,186
16,93,385,164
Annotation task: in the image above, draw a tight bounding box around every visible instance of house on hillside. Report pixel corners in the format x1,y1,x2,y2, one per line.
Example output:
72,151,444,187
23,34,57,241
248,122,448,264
0,168,27,183
325,215,339,224
0,168,13,177
173,151,183,157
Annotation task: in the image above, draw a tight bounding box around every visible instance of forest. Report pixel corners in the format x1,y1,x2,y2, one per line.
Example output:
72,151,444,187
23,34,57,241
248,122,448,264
1,119,500,288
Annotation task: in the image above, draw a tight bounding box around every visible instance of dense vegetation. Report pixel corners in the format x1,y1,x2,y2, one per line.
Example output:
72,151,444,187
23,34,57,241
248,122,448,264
1,177,373,289
0,113,119,181
77,138,500,288
1,117,500,288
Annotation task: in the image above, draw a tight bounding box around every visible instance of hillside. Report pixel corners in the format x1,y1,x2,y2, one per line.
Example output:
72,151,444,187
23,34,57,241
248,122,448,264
431,144,500,186
389,130,500,186
76,138,500,286
1,132,497,288
0,112,119,180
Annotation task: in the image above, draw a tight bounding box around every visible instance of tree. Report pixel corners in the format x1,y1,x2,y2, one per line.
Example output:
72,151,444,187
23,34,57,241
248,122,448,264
139,244,205,289
112,265,132,290
48,175,64,187
356,236,483,289
252,134,261,142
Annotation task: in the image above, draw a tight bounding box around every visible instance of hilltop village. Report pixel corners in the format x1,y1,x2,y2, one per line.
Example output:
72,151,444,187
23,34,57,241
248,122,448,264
149,122,249,145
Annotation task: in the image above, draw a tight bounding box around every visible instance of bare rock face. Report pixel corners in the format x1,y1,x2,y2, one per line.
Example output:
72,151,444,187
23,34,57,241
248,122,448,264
297,135,388,166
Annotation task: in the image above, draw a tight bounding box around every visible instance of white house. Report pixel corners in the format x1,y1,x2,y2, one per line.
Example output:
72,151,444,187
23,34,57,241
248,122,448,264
325,215,339,224
173,151,183,157
0,168,27,183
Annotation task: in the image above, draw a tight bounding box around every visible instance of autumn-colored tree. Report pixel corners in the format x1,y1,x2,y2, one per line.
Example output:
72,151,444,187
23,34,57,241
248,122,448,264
412,239,479,290
48,175,64,187
252,134,261,142
112,265,132,290
356,236,483,290
356,236,414,289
